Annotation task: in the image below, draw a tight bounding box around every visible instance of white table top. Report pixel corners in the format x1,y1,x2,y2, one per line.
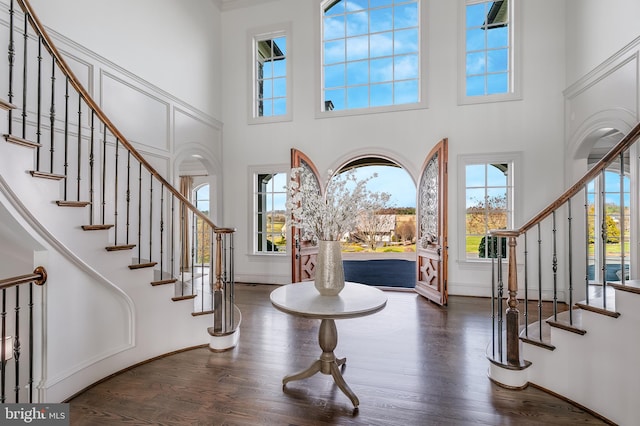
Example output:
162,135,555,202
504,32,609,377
270,281,387,319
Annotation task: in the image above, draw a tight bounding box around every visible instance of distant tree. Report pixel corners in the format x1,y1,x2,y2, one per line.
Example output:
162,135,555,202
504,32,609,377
396,219,415,242
353,192,392,250
466,194,507,235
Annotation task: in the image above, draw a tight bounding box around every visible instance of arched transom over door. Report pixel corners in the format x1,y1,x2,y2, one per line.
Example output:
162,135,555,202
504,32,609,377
415,139,448,305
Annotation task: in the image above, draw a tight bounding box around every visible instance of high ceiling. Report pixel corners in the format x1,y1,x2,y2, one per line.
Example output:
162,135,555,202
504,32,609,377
216,0,280,11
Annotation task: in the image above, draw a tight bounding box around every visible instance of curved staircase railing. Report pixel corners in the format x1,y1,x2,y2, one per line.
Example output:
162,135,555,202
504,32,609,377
2,0,236,335
488,121,640,368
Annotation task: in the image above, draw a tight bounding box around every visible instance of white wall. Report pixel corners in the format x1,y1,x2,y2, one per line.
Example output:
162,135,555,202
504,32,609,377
565,0,640,87
28,0,223,119
220,0,568,296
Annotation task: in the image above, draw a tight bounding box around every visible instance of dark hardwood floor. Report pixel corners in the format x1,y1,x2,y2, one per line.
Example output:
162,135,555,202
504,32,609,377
68,284,608,425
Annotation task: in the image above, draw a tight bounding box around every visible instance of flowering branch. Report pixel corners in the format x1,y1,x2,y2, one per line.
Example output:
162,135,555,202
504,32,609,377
286,167,391,241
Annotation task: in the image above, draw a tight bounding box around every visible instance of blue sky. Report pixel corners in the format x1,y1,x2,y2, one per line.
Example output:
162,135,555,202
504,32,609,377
351,165,416,208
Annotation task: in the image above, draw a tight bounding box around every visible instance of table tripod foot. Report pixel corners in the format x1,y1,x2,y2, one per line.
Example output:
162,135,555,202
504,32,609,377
283,360,322,385
329,361,359,408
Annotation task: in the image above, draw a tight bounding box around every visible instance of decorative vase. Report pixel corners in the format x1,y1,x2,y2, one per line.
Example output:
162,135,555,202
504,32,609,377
314,240,345,296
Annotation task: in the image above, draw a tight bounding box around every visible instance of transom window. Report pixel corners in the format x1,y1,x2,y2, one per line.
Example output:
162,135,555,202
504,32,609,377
321,0,421,112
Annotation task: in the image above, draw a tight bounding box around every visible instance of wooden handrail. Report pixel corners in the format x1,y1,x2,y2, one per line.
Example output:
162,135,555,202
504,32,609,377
0,266,46,290
14,0,232,234
493,120,640,238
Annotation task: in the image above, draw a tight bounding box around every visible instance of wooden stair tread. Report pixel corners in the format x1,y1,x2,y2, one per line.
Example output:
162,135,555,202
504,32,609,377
519,320,555,350
151,278,177,286
609,280,640,295
105,244,136,252
0,99,16,110
56,200,90,207
129,262,158,270
192,310,214,317
172,294,197,302
575,298,620,318
30,170,65,180
4,134,40,148
82,224,114,231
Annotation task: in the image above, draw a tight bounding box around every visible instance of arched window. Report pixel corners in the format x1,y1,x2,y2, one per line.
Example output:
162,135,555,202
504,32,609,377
321,0,422,113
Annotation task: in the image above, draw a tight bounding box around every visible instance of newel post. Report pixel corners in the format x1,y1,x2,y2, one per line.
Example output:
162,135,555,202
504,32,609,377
504,232,520,365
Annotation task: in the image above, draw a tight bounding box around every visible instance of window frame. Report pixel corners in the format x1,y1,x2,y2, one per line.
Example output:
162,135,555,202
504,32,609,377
316,0,429,118
458,152,521,263
249,165,289,255
248,23,293,124
458,0,521,105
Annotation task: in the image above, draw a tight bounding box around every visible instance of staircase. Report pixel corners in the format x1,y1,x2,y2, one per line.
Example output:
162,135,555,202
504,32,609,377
518,282,640,425
487,122,640,425
0,0,238,402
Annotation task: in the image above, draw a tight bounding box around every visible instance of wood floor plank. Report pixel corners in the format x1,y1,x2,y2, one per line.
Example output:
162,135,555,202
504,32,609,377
67,283,608,425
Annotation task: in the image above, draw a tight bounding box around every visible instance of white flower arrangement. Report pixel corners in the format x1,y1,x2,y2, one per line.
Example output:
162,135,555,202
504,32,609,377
286,167,391,242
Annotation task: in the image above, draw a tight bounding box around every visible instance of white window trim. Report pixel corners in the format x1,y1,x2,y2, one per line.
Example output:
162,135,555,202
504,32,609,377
314,0,429,119
457,152,522,264
248,164,290,256
457,0,522,106
248,23,293,124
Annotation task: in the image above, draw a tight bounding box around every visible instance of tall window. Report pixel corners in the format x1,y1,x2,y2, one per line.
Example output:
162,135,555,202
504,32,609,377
586,170,630,282
193,184,211,265
321,0,421,112
462,0,518,102
254,172,287,254
463,160,514,259
250,25,291,123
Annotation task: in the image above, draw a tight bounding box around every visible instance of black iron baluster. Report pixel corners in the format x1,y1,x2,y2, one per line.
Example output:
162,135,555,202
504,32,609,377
20,11,28,139
35,37,42,170
7,0,15,134
62,78,69,200
537,223,542,340
13,286,20,402
567,199,574,325
229,233,235,330
113,139,119,245
138,162,142,265
126,152,131,245
523,232,529,338
76,96,82,202
101,127,106,225
171,196,175,285
28,281,33,403
159,184,165,281
201,214,205,312
490,235,496,358
88,111,95,219
1,288,6,403
49,57,55,174
190,209,195,289
496,237,503,362
149,172,153,264
619,152,626,285
552,211,558,320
